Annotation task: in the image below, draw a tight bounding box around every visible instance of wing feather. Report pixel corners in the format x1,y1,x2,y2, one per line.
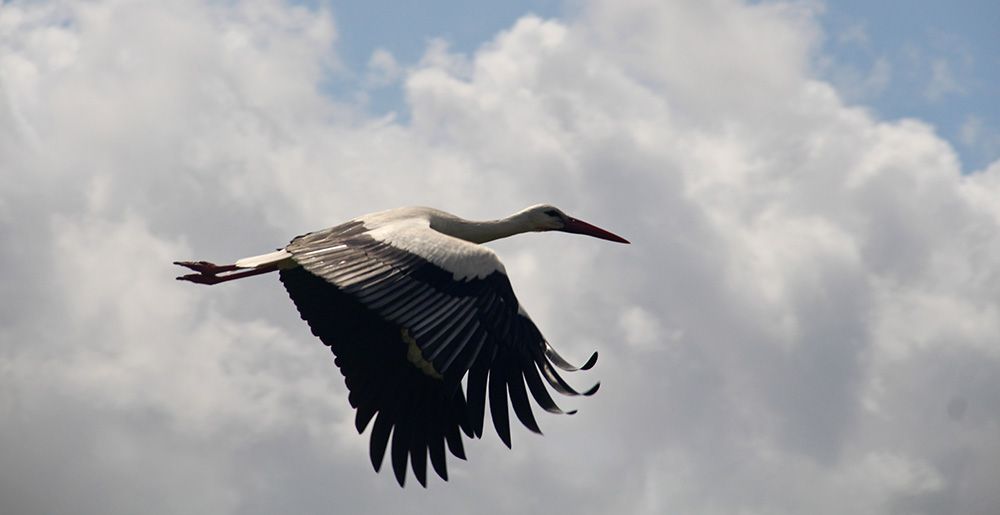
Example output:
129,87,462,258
281,218,598,486
507,365,541,434
489,367,512,448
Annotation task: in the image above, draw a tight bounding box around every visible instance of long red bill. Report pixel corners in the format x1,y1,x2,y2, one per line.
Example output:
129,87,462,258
561,217,630,244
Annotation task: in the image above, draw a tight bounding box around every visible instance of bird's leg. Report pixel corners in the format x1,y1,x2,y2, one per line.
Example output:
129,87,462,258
174,262,279,285
173,261,240,275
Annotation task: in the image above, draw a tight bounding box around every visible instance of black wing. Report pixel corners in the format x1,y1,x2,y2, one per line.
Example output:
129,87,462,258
280,220,598,487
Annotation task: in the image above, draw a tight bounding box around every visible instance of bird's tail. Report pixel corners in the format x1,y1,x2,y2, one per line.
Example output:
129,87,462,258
234,249,293,268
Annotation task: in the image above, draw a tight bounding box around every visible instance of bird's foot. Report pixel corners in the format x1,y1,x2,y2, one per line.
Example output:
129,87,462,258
174,261,240,286
176,272,228,285
174,260,279,285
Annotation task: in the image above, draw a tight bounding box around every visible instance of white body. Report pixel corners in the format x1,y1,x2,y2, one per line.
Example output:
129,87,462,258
235,205,568,280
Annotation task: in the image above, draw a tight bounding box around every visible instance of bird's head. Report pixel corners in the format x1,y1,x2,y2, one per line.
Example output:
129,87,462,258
518,204,630,244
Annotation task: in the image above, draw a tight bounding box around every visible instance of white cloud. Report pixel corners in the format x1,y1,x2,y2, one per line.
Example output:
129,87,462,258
960,115,1000,166
365,48,402,87
2,0,999,514
837,21,870,46
925,58,965,100
823,55,892,101
961,115,985,147
619,305,676,350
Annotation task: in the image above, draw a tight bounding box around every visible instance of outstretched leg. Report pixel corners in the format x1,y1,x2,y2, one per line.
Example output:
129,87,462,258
174,261,240,275
174,261,279,285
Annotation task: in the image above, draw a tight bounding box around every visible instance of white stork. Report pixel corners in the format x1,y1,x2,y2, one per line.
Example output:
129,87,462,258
175,204,629,487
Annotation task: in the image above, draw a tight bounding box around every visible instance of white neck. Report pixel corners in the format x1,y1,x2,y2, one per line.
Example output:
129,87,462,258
431,212,534,244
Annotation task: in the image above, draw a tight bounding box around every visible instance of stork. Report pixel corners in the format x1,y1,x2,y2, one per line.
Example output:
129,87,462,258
174,204,629,487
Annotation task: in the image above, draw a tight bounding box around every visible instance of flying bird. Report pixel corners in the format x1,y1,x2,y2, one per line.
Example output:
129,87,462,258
174,204,629,487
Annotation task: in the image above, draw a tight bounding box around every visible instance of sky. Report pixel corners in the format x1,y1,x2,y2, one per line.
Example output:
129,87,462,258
1,0,998,514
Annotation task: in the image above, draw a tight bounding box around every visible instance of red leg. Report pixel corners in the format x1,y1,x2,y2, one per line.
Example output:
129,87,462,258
173,261,240,275
174,262,279,285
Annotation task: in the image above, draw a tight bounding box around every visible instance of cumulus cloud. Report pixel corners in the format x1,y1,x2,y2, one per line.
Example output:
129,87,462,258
2,0,998,514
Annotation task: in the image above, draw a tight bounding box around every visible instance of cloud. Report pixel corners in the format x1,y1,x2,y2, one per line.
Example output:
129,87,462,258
2,0,999,514
925,58,965,100
823,55,892,101
960,115,1000,167
837,21,870,47
365,48,402,87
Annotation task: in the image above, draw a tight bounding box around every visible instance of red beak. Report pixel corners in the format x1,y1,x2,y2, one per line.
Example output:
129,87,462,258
560,217,630,244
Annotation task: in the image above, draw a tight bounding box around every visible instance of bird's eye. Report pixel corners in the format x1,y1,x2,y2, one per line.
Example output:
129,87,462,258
544,209,559,217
